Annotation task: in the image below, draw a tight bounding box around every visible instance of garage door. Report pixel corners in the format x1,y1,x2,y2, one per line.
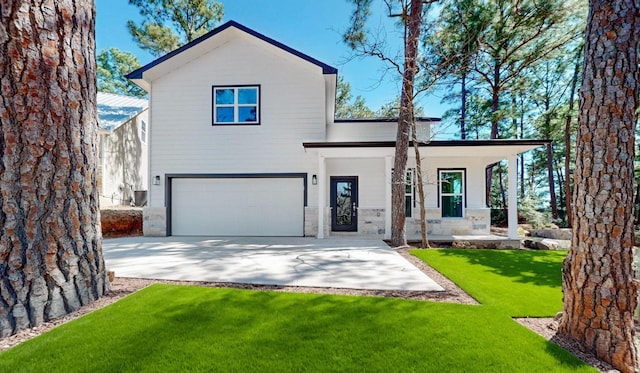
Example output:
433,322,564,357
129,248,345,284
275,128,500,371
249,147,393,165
171,178,304,236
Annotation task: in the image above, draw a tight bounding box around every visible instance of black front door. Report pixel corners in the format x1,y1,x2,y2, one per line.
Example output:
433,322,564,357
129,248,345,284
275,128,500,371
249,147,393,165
330,176,358,232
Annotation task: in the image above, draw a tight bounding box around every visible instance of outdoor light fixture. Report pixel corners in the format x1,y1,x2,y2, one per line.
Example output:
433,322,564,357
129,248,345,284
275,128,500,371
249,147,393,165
153,175,160,185
312,175,317,185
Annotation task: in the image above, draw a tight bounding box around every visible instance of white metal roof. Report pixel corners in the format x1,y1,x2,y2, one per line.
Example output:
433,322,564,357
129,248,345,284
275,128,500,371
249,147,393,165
97,92,148,132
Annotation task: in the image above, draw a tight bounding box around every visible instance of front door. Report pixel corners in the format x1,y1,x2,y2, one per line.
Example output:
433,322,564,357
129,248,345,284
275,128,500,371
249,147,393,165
330,176,358,232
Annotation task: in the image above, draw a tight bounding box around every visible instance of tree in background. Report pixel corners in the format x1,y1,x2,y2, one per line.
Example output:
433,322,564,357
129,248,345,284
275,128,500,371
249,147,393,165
128,0,223,56
560,0,639,371
425,0,489,139
344,0,436,247
335,76,376,119
377,97,425,118
429,0,583,211
97,48,146,98
0,0,108,337
562,44,582,228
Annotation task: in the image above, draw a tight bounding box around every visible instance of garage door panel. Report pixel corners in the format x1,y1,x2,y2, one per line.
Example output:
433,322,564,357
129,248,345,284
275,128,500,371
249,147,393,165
171,178,303,236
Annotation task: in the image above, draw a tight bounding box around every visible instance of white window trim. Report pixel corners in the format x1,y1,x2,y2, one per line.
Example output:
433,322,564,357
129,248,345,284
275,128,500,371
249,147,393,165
140,120,147,143
212,85,260,125
439,169,465,219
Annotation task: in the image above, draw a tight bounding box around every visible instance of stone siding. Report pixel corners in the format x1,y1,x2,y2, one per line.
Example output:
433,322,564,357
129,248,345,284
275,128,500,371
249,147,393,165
143,207,167,236
304,206,318,237
358,208,386,236
406,208,491,236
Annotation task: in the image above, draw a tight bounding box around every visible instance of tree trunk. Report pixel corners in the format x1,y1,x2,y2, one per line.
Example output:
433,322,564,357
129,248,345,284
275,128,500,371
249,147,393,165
485,67,500,206
411,123,429,249
460,73,467,140
560,1,639,371
546,143,558,219
564,45,582,228
519,96,526,199
391,0,423,247
635,178,640,228
0,0,108,338
554,157,566,223
497,163,507,219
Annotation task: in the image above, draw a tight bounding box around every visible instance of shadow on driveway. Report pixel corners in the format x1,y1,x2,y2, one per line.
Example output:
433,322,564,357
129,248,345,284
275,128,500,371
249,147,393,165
103,236,444,291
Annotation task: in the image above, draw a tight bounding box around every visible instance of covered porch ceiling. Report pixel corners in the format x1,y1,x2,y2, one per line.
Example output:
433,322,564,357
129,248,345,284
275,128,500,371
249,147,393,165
303,139,550,165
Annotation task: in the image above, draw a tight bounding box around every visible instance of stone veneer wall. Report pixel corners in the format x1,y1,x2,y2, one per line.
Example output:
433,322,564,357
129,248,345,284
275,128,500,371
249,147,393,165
145,205,490,238
358,208,386,235
304,206,318,237
143,207,166,236
405,208,491,237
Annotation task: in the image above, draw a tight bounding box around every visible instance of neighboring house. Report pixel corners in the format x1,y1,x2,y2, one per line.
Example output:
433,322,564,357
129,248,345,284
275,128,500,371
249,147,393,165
97,92,149,207
127,20,548,240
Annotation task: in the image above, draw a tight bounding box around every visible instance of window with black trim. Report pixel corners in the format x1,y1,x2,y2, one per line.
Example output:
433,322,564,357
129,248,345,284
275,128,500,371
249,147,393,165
393,168,415,218
439,170,465,218
405,168,415,218
212,85,260,125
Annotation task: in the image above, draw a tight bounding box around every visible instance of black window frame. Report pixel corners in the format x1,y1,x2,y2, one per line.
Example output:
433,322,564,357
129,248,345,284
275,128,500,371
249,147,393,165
437,168,467,218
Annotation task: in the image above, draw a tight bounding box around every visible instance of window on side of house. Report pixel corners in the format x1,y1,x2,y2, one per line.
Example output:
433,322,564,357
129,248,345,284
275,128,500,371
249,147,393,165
140,120,147,143
405,168,415,218
212,85,260,125
393,168,416,218
439,169,465,218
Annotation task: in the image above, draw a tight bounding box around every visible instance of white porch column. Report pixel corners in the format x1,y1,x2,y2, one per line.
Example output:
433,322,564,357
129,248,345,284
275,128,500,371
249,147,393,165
384,156,392,239
317,155,326,239
507,154,519,239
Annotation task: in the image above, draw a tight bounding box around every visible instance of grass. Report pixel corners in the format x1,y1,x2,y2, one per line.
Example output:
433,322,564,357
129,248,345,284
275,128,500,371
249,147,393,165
411,249,567,316
0,249,595,372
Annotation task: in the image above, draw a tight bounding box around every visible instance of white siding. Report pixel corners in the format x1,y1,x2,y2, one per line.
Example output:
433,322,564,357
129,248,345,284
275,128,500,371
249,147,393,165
148,35,327,207
328,121,432,142
100,110,149,206
325,158,386,209
408,156,488,209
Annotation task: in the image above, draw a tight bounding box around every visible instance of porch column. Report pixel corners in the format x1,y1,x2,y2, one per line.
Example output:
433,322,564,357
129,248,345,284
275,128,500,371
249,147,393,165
317,155,326,239
385,156,392,239
507,154,519,239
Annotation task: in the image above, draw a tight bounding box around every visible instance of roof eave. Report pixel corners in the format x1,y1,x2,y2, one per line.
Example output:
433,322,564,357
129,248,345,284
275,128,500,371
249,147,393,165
303,139,552,148
125,20,337,87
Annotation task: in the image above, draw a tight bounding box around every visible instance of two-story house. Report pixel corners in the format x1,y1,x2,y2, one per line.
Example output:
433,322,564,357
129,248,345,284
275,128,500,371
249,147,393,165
127,21,547,241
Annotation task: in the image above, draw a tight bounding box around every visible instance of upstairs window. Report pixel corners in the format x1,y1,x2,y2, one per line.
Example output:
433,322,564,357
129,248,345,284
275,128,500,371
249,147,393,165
439,169,465,218
212,85,260,125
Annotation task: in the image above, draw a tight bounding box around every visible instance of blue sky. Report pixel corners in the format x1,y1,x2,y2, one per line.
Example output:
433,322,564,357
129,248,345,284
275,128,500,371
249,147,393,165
95,0,449,117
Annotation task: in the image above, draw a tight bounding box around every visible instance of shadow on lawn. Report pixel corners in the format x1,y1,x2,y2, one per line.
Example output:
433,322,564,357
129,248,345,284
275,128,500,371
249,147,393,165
428,249,566,288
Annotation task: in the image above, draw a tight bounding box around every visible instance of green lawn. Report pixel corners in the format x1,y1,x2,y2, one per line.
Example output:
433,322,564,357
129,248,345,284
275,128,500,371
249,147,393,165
0,250,594,372
411,249,566,316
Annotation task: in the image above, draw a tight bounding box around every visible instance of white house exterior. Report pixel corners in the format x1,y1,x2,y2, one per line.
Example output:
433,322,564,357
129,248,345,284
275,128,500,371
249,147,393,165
97,92,149,207
127,21,548,240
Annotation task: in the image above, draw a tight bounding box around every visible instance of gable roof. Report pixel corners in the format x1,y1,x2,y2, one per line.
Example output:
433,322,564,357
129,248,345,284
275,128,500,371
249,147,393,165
97,92,148,132
126,20,337,85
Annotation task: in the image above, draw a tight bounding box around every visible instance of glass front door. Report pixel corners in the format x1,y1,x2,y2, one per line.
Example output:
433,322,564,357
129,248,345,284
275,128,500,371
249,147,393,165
330,176,358,232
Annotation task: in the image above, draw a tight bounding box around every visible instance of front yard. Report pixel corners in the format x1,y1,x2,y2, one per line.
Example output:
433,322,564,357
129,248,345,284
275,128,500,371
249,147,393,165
0,250,596,372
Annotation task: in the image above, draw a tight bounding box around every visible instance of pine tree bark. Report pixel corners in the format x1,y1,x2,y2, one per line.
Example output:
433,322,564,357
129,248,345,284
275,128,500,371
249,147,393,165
0,0,108,338
560,1,639,371
391,0,423,247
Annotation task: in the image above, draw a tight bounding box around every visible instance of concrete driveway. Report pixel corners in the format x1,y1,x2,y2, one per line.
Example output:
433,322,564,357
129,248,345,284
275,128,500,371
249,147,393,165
102,236,443,291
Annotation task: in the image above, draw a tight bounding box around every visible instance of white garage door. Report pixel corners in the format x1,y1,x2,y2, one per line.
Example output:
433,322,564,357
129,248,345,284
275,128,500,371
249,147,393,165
171,178,304,236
